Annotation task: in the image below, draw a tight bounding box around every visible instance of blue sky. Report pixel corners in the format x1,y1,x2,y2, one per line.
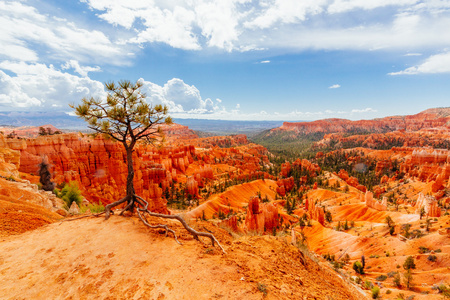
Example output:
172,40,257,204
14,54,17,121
1,0,450,121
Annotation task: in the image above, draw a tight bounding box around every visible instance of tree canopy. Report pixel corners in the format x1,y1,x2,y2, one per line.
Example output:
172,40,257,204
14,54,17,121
71,80,172,149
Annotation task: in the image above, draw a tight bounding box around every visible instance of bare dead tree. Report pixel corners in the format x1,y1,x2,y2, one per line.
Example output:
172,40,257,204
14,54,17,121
71,80,225,253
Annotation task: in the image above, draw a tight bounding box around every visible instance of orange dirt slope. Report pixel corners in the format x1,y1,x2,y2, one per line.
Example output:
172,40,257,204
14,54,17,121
0,215,364,300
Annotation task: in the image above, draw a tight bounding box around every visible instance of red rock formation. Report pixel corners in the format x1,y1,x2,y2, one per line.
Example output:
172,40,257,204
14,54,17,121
304,197,325,225
219,215,240,232
292,159,320,177
280,162,291,178
364,191,387,211
273,108,450,135
10,133,204,213
186,176,199,198
415,193,441,217
375,160,392,175
245,196,279,234
0,134,21,178
432,173,445,193
338,169,349,181
337,169,362,189
0,125,61,138
380,175,389,184
276,177,295,196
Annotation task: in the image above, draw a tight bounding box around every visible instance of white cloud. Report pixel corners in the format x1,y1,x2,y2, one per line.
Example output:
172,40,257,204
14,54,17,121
329,84,341,89
260,60,271,63
244,0,328,30
2,0,449,58
0,61,105,110
0,1,128,65
404,53,422,56
351,108,377,113
389,51,450,75
138,78,219,114
236,103,241,109
61,60,101,77
78,0,450,54
328,0,418,14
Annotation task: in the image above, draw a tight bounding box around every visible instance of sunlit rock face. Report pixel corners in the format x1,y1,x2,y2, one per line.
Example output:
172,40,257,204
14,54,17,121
364,191,387,211
0,134,21,178
245,196,279,234
274,108,450,135
415,193,441,218
304,197,325,225
12,133,202,214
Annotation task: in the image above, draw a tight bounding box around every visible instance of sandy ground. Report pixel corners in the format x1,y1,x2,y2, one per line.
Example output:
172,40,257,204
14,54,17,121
0,215,364,300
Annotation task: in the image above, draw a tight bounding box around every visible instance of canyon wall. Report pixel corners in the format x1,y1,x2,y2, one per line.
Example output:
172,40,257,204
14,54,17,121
8,133,199,213
274,108,450,135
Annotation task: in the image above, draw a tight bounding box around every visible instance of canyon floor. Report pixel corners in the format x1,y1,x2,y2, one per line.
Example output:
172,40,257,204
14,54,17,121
0,214,363,300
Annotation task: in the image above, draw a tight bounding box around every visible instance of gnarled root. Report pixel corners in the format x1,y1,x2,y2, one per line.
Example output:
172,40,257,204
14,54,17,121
104,195,129,220
134,195,226,254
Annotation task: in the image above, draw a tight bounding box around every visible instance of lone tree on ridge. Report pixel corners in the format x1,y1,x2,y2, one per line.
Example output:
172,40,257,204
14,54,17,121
71,80,225,252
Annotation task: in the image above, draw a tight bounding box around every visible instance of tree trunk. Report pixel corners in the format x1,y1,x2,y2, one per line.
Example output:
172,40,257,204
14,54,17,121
104,143,136,219
126,147,135,198
125,146,136,211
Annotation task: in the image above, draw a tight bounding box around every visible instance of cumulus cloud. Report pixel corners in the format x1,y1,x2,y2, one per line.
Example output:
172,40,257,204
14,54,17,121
329,84,341,89
389,51,450,75
0,1,128,65
78,0,450,53
5,0,449,57
0,61,105,110
61,60,101,77
138,78,219,114
244,0,328,30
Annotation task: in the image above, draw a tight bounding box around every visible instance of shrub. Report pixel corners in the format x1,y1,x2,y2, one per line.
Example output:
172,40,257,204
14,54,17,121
387,271,397,278
386,289,392,294
365,280,374,289
418,246,430,254
58,182,83,209
389,226,395,235
438,284,450,298
371,286,380,299
403,256,416,270
257,282,267,296
80,202,105,214
427,255,437,262
393,273,401,287
342,253,350,264
376,275,387,281
353,261,364,274
333,261,344,270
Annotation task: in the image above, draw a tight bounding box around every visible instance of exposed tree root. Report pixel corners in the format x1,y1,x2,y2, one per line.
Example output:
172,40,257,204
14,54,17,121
82,193,227,253
105,196,129,220
134,195,226,254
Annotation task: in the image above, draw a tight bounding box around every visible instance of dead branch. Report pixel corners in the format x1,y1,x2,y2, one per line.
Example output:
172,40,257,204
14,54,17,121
135,195,226,254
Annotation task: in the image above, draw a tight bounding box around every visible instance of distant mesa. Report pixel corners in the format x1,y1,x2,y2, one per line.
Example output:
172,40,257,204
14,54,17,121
272,107,450,135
